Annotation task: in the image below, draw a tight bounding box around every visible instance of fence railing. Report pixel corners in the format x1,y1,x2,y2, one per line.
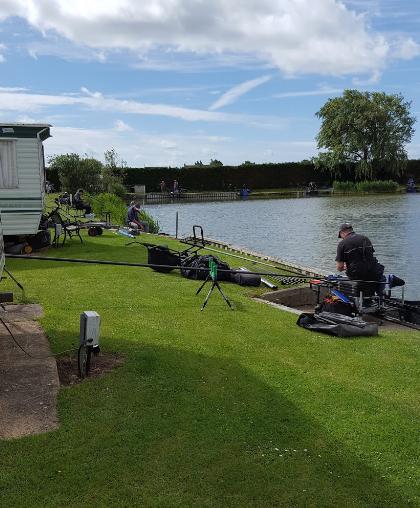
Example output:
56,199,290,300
141,191,239,204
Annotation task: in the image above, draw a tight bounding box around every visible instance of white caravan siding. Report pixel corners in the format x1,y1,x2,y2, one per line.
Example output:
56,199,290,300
0,216,4,278
0,137,44,235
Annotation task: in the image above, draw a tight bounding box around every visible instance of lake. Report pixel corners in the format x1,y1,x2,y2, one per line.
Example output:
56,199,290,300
145,194,420,299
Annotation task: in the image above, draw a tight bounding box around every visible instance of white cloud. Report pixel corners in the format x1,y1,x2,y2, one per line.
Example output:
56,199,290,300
0,86,28,92
352,70,381,86
38,122,420,166
209,75,272,111
0,0,418,77
0,43,6,62
0,89,261,124
44,125,319,166
80,86,103,99
390,37,420,60
45,126,234,166
114,119,132,131
273,88,343,99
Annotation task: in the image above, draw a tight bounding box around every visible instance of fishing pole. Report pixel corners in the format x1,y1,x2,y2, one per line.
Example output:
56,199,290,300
5,254,399,286
5,253,310,278
180,239,313,276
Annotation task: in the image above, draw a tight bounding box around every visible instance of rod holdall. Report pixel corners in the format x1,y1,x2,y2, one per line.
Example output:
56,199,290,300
146,245,179,273
231,272,261,287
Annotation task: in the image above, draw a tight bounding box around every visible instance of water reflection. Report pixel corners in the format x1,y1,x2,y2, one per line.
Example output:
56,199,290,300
145,194,420,298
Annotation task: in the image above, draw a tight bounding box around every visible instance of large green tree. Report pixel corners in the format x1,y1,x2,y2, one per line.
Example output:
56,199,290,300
48,153,103,194
314,89,416,180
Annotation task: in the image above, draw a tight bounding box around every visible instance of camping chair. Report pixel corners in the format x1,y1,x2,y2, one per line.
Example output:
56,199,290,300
51,208,83,246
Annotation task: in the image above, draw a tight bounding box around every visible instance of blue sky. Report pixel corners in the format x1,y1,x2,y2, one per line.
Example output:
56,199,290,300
0,0,420,166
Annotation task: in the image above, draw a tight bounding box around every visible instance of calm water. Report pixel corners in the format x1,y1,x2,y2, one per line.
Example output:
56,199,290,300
145,194,420,299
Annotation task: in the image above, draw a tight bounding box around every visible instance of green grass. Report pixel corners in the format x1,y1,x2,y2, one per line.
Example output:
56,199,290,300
0,231,419,507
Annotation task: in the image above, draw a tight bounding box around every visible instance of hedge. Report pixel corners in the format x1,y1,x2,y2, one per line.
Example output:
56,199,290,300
47,159,420,193
122,163,324,192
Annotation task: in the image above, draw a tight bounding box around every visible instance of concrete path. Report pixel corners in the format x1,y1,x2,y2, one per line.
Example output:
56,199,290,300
0,304,60,439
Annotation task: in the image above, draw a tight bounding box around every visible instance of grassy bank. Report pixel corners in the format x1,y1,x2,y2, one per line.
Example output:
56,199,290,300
0,231,419,507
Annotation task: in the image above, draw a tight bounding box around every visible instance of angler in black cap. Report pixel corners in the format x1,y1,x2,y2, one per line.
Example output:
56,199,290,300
336,223,385,290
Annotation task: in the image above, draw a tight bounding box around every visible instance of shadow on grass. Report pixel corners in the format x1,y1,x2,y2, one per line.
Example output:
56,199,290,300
1,340,411,507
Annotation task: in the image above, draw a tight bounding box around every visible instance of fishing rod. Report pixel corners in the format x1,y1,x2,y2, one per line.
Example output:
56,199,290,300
5,253,311,278
5,254,403,286
180,238,313,277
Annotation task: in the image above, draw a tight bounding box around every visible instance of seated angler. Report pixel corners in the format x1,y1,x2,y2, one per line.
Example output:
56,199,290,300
73,189,93,216
127,201,150,232
335,223,385,295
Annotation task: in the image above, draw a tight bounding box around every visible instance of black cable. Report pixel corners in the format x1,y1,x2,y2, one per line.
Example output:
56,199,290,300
0,315,76,359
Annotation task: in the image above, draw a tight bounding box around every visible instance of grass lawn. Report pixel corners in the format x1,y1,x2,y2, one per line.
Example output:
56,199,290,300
0,230,419,507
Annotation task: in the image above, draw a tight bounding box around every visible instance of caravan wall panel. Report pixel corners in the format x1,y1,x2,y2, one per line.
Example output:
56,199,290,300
0,138,44,236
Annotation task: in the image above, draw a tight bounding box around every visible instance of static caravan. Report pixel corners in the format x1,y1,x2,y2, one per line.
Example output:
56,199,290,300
0,218,4,277
0,123,51,237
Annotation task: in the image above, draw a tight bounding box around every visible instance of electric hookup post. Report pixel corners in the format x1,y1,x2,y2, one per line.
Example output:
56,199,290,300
78,311,101,378
196,258,233,311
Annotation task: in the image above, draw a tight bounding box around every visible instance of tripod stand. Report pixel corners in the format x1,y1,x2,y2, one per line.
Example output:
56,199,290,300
196,259,233,311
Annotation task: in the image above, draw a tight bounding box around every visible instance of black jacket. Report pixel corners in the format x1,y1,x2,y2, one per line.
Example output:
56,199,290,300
336,232,384,280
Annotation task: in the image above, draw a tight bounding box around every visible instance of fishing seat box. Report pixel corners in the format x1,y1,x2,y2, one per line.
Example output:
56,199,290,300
337,280,376,298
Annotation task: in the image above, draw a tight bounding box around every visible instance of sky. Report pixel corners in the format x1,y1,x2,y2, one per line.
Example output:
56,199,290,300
0,0,420,167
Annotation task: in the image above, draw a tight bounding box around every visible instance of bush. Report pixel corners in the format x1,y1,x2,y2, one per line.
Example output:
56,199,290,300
355,180,399,193
332,181,356,193
90,193,127,226
333,180,399,193
108,182,127,199
138,210,160,234
90,193,159,232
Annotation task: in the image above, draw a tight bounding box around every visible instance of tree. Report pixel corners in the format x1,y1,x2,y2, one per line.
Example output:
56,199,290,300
209,159,223,167
314,89,415,180
102,148,127,197
48,153,103,194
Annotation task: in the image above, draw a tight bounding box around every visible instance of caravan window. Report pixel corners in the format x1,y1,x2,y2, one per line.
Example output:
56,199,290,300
0,139,18,188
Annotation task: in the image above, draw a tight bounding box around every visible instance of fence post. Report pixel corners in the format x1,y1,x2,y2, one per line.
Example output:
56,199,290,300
175,211,179,238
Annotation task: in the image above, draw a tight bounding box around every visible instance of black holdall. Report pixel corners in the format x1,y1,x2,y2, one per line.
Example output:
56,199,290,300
230,272,261,287
297,312,378,338
147,245,179,273
29,230,51,250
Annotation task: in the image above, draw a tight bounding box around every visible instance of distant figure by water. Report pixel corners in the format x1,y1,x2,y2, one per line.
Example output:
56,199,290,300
239,184,251,198
407,177,417,193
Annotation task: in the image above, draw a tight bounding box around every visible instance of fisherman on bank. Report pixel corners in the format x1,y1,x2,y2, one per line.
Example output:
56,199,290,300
336,223,385,293
127,201,149,232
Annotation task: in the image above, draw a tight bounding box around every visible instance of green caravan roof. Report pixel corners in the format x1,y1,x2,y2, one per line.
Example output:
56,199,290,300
0,123,52,141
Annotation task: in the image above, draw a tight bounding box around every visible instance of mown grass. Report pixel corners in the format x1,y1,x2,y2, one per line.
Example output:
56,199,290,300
0,230,419,507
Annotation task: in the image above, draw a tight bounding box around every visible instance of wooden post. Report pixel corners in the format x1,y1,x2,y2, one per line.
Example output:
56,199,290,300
175,211,179,238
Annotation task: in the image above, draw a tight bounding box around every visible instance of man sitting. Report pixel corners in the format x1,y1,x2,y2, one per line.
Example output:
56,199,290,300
336,223,385,295
73,189,93,216
127,201,149,232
